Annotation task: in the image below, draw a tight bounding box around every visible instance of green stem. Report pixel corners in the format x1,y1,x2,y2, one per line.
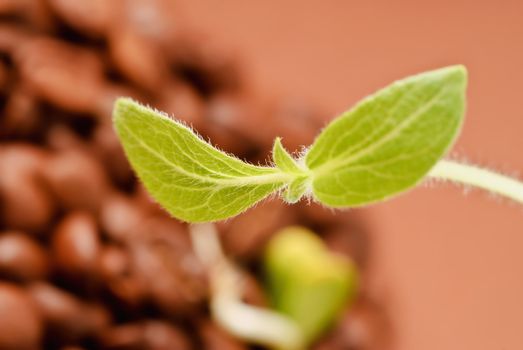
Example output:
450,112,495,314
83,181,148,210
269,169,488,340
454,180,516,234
429,159,523,204
189,224,305,350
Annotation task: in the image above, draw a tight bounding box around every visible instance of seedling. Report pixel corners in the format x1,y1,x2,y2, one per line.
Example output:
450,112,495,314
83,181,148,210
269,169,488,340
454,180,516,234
113,65,523,223
113,65,523,348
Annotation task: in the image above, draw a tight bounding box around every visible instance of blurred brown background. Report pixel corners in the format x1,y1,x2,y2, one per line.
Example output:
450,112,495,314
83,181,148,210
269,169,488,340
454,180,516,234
176,1,523,349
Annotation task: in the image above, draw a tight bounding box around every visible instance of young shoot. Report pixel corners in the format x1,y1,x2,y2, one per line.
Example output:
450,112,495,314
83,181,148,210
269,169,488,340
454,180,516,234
114,65,523,223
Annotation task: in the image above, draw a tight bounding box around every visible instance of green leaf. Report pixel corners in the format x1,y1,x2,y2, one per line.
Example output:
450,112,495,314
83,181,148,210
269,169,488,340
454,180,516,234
113,98,292,222
114,66,468,222
305,65,467,207
272,138,309,203
283,176,310,204
264,226,358,344
272,137,304,174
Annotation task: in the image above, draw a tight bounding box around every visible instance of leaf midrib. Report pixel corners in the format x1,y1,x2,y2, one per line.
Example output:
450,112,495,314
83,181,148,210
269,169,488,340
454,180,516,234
121,121,293,187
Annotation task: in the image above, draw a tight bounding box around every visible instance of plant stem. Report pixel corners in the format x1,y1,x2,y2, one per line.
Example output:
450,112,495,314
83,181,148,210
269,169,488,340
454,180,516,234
428,159,523,204
189,224,305,350
211,264,304,350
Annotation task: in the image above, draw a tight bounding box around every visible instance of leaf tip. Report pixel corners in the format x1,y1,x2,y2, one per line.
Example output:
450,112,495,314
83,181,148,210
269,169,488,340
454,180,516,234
451,64,467,75
271,136,283,154
112,98,144,136
450,64,467,83
437,64,468,89
113,97,135,118
273,137,308,175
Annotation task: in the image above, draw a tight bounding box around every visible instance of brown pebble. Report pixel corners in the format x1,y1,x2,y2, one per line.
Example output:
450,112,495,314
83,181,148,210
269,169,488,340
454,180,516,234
241,273,268,307
268,99,322,153
158,81,205,129
314,298,391,350
296,200,346,227
201,121,252,156
217,200,296,260
98,246,130,280
119,0,179,45
0,144,47,174
0,174,53,233
93,83,142,121
0,60,9,90
0,0,23,15
0,282,43,350
42,150,109,212
133,182,165,216
99,194,146,242
325,223,371,269
91,122,134,185
28,282,110,340
99,320,191,350
143,321,191,350
97,245,145,306
52,212,100,277
170,35,241,95
47,0,114,37
108,25,168,92
199,320,247,350
1,84,41,138
201,95,258,155
0,231,49,281
130,218,208,315
205,93,274,149
46,124,88,151
0,145,54,232
98,322,143,349
15,0,55,31
0,1,53,31
15,37,104,113
0,25,30,54
340,299,392,350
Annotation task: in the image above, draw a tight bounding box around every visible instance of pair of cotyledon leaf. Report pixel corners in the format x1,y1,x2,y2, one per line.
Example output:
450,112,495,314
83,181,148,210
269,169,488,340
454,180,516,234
113,65,467,223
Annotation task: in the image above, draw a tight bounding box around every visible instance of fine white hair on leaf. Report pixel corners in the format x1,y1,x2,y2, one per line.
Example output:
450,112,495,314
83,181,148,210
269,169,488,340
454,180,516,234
128,98,276,170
